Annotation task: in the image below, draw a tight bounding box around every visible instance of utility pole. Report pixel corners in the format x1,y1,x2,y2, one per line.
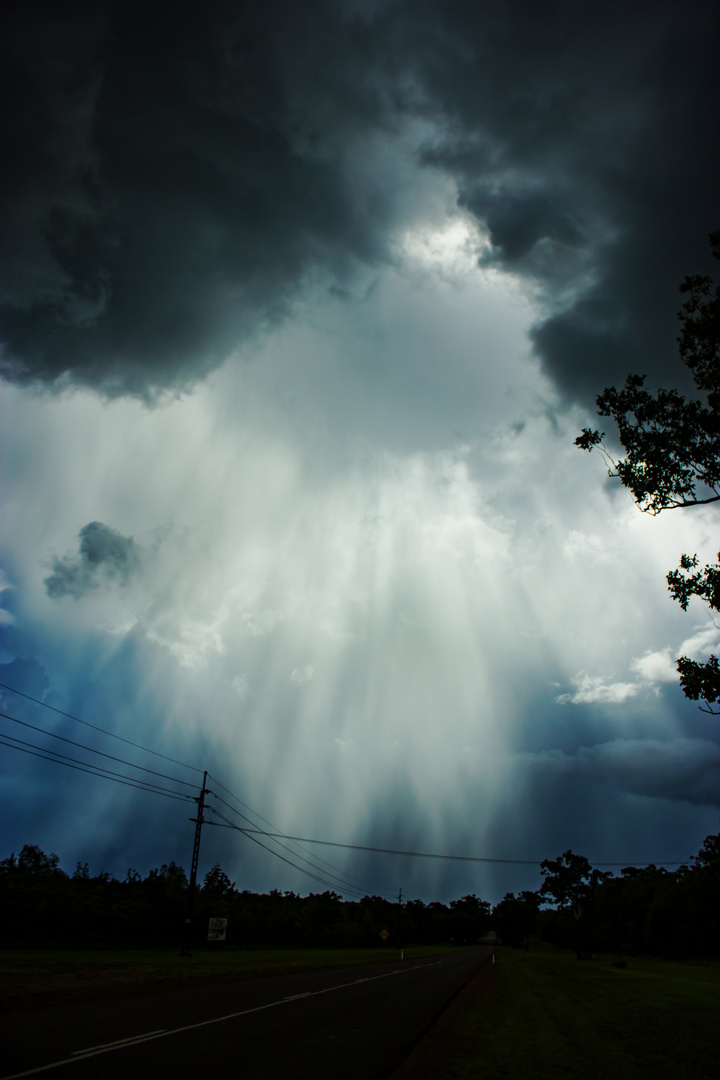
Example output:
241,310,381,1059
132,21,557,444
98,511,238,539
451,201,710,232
180,770,208,956
398,887,403,959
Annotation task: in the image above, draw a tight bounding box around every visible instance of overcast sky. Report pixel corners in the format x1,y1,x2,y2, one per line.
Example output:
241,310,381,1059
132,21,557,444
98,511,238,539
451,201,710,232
1,0,719,904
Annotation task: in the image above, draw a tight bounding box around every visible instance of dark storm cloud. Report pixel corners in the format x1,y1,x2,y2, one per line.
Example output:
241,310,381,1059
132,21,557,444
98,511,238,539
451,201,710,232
419,0,720,399
1,0,717,402
45,521,140,599
526,738,720,809
0,0,409,396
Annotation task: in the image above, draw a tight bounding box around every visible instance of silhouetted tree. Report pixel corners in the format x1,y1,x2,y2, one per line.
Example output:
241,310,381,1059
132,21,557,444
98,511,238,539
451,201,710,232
493,890,539,948
449,894,491,943
202,863,235,894
0,844,69,945
577,230,720,711
12,839,719,959
540,850,610,958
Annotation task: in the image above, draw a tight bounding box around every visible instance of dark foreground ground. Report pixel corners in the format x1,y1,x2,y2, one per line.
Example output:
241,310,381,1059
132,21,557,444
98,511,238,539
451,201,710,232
0,947,492,1080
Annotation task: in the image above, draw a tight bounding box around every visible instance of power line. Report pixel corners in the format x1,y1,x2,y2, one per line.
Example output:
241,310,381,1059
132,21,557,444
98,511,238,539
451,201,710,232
208,792,383,899
206,772,380,894
238,830,544,865
0,687,396,890
208,799,372,898
0,737,194,804
208,791,273,831
207,777,377,894
0,682,203,774
0,685,700,875
207,807,343,892
675,838,707,862
1,732,194,800
0,690,373,888
234,830,693,868
205,805,372,896
0,710,198,789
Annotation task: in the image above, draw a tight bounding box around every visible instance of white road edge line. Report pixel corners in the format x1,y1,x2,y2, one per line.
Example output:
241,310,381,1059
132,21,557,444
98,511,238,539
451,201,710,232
1,960,444,1080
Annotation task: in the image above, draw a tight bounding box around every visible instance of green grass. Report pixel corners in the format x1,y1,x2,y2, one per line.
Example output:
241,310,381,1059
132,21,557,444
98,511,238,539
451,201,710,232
0,944,454,1010
449,946,720,1080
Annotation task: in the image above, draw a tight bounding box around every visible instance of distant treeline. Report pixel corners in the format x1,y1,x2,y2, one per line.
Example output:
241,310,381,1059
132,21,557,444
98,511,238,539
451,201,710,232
496,834,720,960
0,846,490,950
1,834,718,958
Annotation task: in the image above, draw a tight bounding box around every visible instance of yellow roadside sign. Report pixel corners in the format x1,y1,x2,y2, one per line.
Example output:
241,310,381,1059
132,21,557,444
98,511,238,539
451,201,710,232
379,929,390,941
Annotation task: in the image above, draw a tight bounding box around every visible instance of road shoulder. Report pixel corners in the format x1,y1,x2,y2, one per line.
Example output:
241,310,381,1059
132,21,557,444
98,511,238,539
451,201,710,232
389,957,496,1079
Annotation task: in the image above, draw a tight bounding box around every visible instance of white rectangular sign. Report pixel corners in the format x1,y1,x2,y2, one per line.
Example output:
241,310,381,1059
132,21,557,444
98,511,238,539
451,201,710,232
208,917,228,941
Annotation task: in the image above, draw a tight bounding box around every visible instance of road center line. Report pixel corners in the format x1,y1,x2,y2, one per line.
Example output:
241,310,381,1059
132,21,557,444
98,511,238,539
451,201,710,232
70,1031,167,1055
1,960,447,1080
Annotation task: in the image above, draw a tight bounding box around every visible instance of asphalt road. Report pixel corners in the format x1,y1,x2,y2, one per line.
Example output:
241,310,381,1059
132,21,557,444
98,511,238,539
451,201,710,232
1,948,491,1080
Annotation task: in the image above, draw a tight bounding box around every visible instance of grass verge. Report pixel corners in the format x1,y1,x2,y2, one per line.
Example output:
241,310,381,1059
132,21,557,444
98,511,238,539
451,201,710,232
0,944,454,1012
448,946,720,1080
